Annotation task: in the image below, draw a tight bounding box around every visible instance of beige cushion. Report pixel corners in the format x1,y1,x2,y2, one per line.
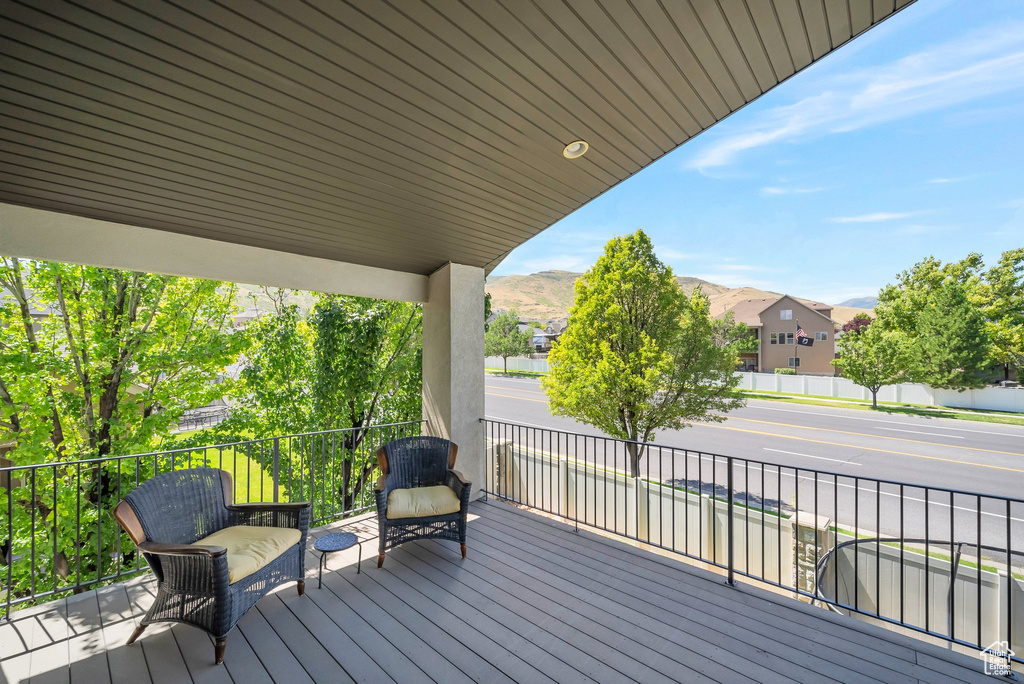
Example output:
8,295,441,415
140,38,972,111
386,485,460,520
192,525,300,584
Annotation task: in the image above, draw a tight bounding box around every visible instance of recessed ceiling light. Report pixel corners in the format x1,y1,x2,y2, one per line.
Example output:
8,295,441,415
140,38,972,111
562,140,589,159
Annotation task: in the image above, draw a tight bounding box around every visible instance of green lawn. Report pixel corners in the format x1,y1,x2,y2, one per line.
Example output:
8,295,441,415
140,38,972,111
155,429,281,503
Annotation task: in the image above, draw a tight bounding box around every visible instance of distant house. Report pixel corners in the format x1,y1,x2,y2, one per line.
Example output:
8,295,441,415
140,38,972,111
718,295,837,375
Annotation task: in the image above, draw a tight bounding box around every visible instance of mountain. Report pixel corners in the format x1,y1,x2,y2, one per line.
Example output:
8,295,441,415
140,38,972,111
486,271,873,325
837,296,878,309
485,271,728,321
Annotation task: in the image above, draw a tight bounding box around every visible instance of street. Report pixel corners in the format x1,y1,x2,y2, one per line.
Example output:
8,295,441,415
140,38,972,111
485,375,1024,563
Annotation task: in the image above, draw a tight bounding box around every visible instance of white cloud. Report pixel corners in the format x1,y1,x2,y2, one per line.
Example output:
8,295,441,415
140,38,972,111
687,24,1024,170
830,212,917,223
761,186,824,195
928,177,967,184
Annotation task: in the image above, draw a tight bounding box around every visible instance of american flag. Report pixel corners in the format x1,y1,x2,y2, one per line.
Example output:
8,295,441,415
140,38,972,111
795,324,808,340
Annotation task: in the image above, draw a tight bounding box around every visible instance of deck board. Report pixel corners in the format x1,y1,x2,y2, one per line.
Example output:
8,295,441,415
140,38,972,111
1,500,998,683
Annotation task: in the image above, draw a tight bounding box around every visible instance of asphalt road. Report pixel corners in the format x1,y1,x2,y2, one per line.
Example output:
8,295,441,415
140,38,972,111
484,375,1024,563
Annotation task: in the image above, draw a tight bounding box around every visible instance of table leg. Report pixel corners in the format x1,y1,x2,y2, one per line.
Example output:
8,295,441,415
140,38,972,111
356,541,362,574
318,551,325,589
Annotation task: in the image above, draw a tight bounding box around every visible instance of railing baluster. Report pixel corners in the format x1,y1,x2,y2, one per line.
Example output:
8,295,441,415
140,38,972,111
272,437,280,503
726,455,734,586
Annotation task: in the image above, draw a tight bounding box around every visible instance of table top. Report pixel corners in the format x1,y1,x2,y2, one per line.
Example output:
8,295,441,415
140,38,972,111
313,532,359,552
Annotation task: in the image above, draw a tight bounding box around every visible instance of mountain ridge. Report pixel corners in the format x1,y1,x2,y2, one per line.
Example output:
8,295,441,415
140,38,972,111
486,270,872,325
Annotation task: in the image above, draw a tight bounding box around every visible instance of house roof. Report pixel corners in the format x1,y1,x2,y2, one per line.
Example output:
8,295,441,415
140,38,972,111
721,298,777,327
0,1,912,276
722,295,835,326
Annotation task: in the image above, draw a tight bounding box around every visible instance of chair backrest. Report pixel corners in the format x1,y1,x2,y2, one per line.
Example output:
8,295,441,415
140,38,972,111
380,436,455,489
122,468,230,544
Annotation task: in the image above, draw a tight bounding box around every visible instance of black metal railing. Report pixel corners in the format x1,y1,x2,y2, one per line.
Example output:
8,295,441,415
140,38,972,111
0,420,421,618
483,418,1024,664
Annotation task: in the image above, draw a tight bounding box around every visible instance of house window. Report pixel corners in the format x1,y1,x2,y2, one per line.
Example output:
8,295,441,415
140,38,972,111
780,309,792,320
769,332,778,345
815,331,828,341
785,332,794,345
788,357,801,367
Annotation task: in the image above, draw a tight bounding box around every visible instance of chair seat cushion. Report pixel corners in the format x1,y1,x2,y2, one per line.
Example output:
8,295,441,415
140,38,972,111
192,525,300,584
386,485,460,520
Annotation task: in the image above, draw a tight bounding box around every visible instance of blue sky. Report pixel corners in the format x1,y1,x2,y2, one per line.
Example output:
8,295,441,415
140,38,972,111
491,0,1024,304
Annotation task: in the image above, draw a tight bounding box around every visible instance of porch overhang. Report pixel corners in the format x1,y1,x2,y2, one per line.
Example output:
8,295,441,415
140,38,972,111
0,0,914,283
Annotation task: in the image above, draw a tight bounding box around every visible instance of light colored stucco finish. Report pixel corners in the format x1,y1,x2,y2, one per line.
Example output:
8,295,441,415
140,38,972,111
758,296,837,375
422,263,485,500
0,203,428,302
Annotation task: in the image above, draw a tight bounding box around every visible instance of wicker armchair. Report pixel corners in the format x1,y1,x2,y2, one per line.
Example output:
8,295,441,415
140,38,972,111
374,436,471,568
114,467,310,664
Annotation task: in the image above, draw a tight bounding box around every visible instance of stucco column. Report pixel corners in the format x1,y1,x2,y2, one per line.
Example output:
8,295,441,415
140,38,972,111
422,263,485,500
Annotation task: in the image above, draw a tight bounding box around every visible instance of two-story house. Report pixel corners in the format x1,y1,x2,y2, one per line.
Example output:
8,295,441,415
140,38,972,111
718,295,837,375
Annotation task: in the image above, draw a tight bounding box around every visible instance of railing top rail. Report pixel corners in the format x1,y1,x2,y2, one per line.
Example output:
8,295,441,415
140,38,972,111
482,417,1024,506
0,419,426,474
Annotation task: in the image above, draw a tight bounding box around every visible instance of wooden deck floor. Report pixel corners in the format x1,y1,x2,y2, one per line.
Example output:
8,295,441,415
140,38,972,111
0,499,996,683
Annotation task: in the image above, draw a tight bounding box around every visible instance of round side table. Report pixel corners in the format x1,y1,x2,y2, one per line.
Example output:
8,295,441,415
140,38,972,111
313,532,362,588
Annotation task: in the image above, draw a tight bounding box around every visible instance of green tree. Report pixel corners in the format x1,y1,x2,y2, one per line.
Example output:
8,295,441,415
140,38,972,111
543,230,743,477
875,253,995,390
912,281,993,389
0,257,242,461
0,256,242,602
484,310,532,373
484,292,492,332
711,312,759,357
229,295,422,515
833,325,909,408
230,305,314,437
978,248,1024,380
310,296,421,510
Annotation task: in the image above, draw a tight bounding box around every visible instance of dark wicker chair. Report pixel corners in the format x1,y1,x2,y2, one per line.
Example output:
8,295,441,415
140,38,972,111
374,436,471,567
114,467,310,664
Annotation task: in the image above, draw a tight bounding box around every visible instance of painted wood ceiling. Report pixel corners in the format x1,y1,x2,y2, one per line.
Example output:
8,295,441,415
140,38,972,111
0,0,912,274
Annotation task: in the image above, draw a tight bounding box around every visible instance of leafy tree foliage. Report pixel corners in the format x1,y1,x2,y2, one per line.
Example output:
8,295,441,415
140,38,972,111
229,296,421,516
484,292,492,332
841,313,873,335
0,256,242,604
484,310,532,373
978,248,1024,380
833,324,909,408
874,253,1000,389
230,305,313,437
911,281,992,389
543,230,743,477
0,257,242,460
711,312,759,357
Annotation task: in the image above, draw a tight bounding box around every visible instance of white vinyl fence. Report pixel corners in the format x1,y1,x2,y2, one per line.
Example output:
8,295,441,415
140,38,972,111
735,371,1024,413
486,356,1024,413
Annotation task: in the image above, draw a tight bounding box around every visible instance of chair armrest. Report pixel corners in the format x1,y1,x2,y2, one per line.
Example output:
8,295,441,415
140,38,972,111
446,470,472,513
138,541,226,557
448,469,471,487
138,542,231,594
228,502,310,531
226,502,310,511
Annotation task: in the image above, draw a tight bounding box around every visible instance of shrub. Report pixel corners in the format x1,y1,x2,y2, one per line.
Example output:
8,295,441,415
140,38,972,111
774,368,796,375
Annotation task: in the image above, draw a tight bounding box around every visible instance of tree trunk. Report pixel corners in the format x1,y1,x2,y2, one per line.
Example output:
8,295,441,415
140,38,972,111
503,356,507,374
625,441,642,478
871,388,878,410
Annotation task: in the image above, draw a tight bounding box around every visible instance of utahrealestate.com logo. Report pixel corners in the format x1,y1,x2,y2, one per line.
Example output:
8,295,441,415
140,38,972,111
982,641,1016,677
